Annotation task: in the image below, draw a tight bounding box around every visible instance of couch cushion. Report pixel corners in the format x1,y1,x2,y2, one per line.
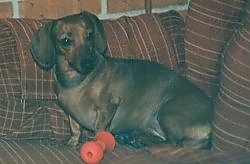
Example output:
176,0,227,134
104,11,183,70
157,10,186,75
0,20,71,141
0,138,146,164
0,20,21,99
185,0,246,97
147,145,250,163
3,19,56,100
104,14,173,63
213,4,250,153
0,98,71,142
1,139,250,164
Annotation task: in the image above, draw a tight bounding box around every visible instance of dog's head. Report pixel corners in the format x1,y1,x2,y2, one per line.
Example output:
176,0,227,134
30,11,107,74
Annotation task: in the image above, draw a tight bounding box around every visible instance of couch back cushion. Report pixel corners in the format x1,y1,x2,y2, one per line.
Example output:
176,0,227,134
4,19,57,100
0,20,21,99
104,13,179,68
212,5,250,153
185,0,246,97
157,10,186,75
0,20,71,142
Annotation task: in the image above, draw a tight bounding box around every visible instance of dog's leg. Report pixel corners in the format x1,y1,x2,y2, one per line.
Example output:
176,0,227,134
94,96,120,131
159,113,212,149
68,116,81,146
181,126,212,149
158,92,213,149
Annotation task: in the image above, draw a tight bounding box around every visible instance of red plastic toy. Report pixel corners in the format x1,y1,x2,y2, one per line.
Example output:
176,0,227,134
80,131,116,164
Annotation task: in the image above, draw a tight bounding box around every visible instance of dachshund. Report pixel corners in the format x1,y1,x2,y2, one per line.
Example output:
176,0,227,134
30,11,214,149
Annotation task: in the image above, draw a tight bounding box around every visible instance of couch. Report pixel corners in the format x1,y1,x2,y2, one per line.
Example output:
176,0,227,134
0,0,249,163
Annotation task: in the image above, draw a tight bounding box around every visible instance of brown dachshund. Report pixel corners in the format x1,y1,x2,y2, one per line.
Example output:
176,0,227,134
30,11,214,149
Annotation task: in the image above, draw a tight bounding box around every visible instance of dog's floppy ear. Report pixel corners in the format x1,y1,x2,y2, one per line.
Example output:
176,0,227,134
30,21,55,70
81,11,107,55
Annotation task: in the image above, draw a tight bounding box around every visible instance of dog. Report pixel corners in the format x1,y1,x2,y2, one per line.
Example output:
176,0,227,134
30,11,214,149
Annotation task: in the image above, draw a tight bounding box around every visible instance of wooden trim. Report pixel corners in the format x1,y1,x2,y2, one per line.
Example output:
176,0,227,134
145,0,152,14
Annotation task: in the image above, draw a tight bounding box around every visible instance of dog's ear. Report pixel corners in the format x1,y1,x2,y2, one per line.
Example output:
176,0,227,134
81,11,107,55
30,21,55,70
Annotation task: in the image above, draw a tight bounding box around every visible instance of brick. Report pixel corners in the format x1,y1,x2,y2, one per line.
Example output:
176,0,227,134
153,0,188,8
19,0,101,19
108,0,144,13
0,2,13,18
108,0,188,13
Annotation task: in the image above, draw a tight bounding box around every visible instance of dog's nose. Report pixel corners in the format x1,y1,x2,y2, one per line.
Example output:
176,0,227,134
60,37,73,47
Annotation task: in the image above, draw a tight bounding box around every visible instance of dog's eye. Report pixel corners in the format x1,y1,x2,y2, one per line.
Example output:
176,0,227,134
60,37,73,47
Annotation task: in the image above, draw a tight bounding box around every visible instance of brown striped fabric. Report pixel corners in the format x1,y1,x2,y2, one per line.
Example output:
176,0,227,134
0,19,70,142
103,12,183,71
157,10,186,75
0,98,71,142
185,0,246,97
147,146,250,163
212,4,250,153
0,20,21,99
1,139,249,164
0,138,149,164
6,19,57,100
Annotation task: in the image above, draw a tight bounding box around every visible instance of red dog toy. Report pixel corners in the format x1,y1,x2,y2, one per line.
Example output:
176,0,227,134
80,131,116,164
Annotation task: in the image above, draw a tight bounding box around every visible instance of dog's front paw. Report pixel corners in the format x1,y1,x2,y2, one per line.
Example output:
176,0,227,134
67,116,81,147
67,136,80,147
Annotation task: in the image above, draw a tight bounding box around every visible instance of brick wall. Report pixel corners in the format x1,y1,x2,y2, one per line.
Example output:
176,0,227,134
0,0,188,19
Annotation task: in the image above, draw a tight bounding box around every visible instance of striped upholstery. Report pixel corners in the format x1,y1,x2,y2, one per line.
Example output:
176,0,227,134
147,146,250,163
0,138,143,164
213,4,250,153
6,19,56,100
0,99,70,142
157,10,186,75
1,138,250,164
0,21,21,98
0,19,70,142
103,11,182,70
185,0,246,97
